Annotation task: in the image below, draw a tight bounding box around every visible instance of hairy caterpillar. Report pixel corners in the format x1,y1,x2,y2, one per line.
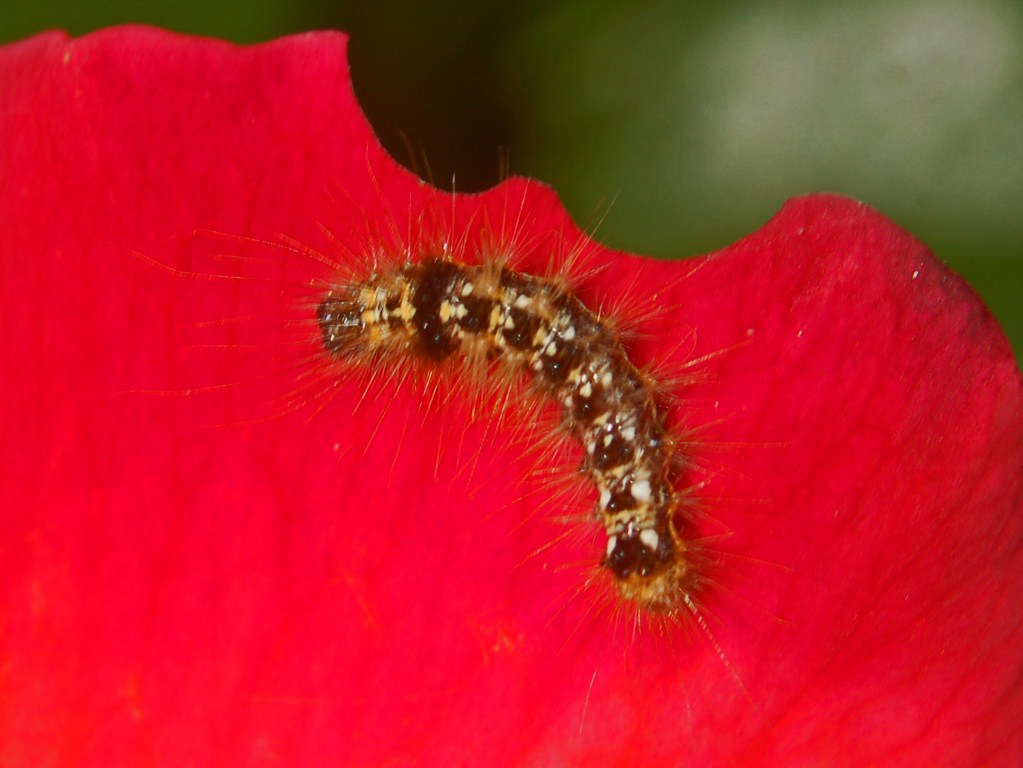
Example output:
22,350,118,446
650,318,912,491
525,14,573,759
316,246,701,615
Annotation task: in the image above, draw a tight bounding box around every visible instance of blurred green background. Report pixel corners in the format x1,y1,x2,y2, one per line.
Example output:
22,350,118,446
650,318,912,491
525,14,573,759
4,0,1020,362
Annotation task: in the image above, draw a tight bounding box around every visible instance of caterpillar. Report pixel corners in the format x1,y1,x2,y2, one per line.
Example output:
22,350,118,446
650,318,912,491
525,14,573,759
316,249,700,615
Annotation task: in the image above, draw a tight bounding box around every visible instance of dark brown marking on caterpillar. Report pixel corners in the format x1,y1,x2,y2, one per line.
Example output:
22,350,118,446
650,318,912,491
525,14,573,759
317,254,695,613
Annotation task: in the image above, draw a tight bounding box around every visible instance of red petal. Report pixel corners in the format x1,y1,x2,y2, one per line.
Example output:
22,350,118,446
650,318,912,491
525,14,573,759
1,27,1020,767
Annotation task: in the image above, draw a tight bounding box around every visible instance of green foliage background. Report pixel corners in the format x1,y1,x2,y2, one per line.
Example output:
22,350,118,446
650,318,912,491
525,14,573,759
4,0,1020,362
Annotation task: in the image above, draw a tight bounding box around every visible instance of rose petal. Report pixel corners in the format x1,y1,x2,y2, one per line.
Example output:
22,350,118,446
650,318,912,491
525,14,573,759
1,27,1020,767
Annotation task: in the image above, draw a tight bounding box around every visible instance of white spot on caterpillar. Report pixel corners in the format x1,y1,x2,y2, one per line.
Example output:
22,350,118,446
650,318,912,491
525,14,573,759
640,528,659,551
631,478,652,503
